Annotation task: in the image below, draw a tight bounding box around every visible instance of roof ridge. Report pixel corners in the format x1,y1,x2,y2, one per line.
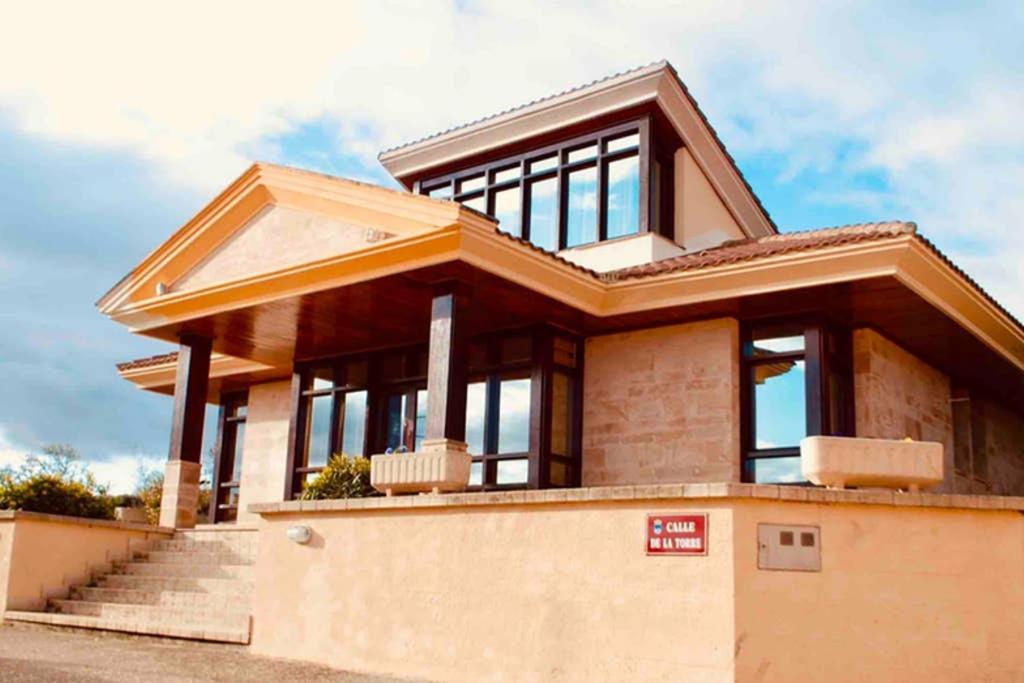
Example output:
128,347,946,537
377,61,668,159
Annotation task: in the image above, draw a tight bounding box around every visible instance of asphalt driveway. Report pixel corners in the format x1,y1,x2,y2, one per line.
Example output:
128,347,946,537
0,623,405,682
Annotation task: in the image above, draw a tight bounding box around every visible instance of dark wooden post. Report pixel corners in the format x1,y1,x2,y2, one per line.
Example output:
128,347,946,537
168,335,212,462
160,334,211,528
425,287,469,444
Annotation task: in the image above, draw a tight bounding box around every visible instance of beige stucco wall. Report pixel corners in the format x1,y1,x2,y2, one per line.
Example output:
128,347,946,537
852,328,955,490
237,380,294,522
174,205,391,292
582,318,741,486
249,488,1024,682
251,500,738,682
558,232,683,272
732,499,1024,681
674,147,745,251
0,511,170,612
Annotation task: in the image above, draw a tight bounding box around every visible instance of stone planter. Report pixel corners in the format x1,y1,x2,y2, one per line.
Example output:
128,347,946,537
801,436,943,491
370,439,472,495
114,507,150,524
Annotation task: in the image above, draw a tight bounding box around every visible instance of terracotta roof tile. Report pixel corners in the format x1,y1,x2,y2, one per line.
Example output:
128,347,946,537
604,221,917,281
116,352,178,372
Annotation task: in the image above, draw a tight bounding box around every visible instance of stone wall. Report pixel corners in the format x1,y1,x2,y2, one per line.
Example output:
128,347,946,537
852,328,955,490
237,380,293,521
582,318,741,485
972,396,1024,496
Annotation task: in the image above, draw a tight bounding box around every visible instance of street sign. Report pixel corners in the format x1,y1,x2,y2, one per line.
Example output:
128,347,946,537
646,513,708,556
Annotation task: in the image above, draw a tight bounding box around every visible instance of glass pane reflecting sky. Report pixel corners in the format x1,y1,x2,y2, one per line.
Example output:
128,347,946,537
493,186,521,237
752,335,805,356
497,459,528,484
498,378,530,453
606,155,639,239
566,166,597,247
528,176,558,251
465,382,486,455
341,391,366,456
754,359,806,448
308,394,332,467
751,456,804,484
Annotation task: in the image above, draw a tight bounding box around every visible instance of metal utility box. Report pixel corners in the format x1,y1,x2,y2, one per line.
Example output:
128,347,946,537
758,524,821,572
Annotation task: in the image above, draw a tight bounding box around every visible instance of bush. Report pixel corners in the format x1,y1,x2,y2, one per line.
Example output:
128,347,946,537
0,445,114,520
301,455,375,500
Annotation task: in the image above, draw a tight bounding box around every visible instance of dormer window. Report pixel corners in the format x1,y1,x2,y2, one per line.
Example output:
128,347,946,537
417,118,671,252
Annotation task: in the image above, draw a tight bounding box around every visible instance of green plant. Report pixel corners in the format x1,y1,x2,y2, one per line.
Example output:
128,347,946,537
135,467,164,525
300,454,375,500
0,444,115,520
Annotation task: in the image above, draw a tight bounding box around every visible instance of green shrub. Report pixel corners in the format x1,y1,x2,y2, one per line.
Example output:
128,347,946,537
301,455,375,500
0,474,115,519
0,445,114,520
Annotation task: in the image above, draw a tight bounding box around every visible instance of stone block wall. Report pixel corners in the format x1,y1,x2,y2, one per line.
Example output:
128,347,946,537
582,318,741,485
237,379,294,522
853,328,954,490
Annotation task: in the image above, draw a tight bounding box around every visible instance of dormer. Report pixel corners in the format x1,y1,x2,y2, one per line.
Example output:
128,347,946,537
379,61,777,272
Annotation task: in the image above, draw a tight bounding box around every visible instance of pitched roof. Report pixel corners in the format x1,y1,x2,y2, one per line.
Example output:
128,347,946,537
605,222,917,281
378,60,778,236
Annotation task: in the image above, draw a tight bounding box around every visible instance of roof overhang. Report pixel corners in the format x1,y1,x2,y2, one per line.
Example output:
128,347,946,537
118,353,287,401
378,61,776,239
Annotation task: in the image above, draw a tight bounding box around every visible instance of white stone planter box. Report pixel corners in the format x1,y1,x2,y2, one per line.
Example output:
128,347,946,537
801,436,944,491
370,440,471,495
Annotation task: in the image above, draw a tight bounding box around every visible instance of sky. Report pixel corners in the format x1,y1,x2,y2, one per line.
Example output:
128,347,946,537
1,1,1022,493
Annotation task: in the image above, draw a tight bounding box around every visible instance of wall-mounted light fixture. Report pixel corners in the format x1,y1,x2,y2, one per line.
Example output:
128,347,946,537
287,525,312,545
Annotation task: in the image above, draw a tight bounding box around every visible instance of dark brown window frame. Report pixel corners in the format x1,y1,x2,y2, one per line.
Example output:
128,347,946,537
740,318,853,484
416,117,673,251
290,357,373,495
286,327,583,497
211,391,248,524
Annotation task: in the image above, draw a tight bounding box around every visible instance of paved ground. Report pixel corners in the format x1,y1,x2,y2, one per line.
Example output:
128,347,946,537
0,623,406,682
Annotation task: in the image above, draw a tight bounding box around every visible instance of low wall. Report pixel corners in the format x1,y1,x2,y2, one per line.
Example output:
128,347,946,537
250,485,1024,682
0,510,172,612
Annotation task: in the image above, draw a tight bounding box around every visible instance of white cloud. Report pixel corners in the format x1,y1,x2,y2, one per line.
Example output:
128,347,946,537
89,453,165,495
0,424,161,494
0,1,1020,319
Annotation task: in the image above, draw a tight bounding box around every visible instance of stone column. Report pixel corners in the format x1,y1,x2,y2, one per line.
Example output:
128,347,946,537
160,335,211,528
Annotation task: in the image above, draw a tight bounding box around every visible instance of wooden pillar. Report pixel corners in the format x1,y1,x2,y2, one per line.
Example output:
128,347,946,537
424,287,469,444
168,335,212,462
160,335,211,528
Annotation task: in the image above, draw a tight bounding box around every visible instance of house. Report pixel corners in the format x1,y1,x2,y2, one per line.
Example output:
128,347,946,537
5,61,1024,681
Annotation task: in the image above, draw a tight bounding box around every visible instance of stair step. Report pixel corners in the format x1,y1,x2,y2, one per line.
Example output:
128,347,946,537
115,561,253,579
98,574,253,594
134,550,253,566
3,610,249,644
50,600,250,630
71,586,251,610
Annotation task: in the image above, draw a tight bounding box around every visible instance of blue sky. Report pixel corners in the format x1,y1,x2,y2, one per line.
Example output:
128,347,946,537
1,1,1022,492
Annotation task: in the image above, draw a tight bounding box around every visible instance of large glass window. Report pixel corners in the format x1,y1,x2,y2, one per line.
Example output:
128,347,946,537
294,360,370,492
213,392,247,524
291,330,582,495
418,119,662,252
742,322,852,485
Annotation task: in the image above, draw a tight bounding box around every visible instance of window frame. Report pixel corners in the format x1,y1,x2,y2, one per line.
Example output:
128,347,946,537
740,318,853,484
290,358,372,495
416,118,661,250
287,327,583,497
211,391,248,524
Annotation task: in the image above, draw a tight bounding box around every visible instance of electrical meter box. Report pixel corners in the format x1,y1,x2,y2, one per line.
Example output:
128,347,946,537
758,524,821,572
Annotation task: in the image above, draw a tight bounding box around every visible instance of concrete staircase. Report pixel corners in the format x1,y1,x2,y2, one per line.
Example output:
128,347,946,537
4,528,257,644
